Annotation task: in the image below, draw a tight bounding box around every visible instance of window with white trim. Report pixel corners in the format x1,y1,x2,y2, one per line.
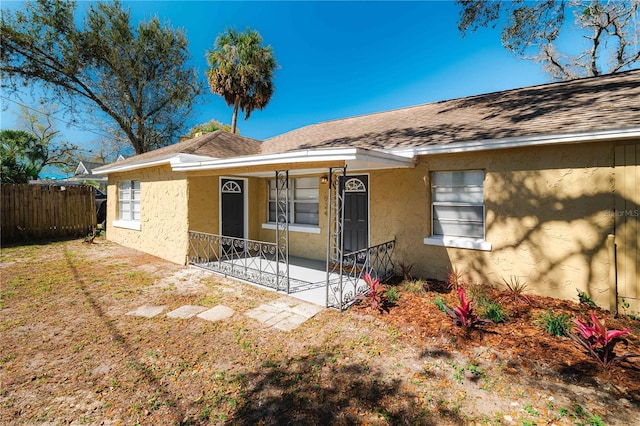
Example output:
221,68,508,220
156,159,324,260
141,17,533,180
118,180,140,222
268,177,319,225
431,170,485,239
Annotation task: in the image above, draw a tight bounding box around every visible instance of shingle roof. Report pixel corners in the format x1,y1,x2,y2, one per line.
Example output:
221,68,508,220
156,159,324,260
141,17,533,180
78,161,105,172
102,130,262,169
262,69,640,154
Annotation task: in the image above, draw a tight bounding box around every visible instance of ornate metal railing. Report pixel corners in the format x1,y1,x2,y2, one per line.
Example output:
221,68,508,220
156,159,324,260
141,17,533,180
188,231,287,291
327,239,395,310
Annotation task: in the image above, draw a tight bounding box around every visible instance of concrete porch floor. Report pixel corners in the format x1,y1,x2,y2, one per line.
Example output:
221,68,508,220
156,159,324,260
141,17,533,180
191,256,345,307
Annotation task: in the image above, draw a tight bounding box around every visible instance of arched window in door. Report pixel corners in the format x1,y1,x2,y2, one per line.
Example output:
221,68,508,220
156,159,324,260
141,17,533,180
344,178,366,192
221,180,242,193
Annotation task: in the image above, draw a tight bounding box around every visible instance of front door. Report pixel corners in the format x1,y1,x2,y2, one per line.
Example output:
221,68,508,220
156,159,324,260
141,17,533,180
221,178,245,239
342,175,369,253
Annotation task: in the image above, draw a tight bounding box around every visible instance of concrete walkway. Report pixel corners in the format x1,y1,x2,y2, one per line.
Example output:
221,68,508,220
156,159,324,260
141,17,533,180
125,296,323,331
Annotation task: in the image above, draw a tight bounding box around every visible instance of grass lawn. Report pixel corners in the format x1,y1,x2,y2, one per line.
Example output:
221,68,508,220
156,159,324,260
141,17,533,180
1,238,638,425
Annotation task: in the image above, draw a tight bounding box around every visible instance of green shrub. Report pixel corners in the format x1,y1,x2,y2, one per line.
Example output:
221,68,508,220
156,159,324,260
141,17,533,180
577,289,597,308
434,294,447,313
483,301,508,323
402,279,426,294
386,286,400,304
536,309,571,337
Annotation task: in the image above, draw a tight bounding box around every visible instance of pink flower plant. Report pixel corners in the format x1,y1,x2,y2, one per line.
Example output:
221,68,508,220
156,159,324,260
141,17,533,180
570,312,635,369
574,312,630,349
443,287,487,329
355,272,388,313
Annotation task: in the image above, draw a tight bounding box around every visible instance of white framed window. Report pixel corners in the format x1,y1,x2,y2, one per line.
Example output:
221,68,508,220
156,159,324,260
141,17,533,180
267,177,319,226
117,180,140,225
424,170,491,251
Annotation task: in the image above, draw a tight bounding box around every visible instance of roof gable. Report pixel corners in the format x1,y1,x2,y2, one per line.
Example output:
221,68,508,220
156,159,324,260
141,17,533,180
75,161,105,176
93,131,262,174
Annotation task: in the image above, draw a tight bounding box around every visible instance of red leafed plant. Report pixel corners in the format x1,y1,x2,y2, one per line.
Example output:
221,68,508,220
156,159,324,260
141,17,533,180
356,272,388,313
447,266,466,291
569,312,635,369
443,287,487,329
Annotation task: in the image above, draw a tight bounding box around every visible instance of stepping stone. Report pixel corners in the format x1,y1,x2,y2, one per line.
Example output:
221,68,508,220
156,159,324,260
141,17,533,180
270,312,309,332
166,305,208,319
245,297,324,331
197,305,235,322
245,304,282,323
269,297,323,319
290,302,324,318
126,305,167,318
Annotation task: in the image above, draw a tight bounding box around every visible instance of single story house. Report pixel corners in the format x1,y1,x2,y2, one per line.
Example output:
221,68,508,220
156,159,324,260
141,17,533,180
94,70,639,312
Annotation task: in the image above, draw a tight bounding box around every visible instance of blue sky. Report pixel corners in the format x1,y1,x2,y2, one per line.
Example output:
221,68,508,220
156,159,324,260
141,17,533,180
1,0,551,172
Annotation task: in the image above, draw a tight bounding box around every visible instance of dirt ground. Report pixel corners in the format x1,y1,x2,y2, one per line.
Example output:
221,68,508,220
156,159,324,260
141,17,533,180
1,238,639,425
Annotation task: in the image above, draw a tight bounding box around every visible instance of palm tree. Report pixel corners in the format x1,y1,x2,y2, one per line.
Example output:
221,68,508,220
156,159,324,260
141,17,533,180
206,28,278,134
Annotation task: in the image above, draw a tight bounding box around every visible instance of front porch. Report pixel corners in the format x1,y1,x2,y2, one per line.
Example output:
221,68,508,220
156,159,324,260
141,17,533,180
187,230,395,309
180,153,414,310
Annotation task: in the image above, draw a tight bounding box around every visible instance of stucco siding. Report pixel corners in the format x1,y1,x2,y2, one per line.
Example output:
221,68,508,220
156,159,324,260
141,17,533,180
187,176,218,234
247,177,262,241
105,140,626,309
393,142,616,307
107,166,189,264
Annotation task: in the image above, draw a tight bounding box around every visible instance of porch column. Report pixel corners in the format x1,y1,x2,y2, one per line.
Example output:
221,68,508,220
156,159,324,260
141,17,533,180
275,170,290,292
326,166,347,309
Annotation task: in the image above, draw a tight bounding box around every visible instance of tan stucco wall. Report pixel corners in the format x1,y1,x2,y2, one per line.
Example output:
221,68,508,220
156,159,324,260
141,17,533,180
382,142,616,307
187,176,218,234
186,176,268,241
106,141,626,309
106,165,189,264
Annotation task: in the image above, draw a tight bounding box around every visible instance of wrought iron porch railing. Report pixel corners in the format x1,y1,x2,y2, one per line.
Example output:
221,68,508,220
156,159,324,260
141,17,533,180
327,239,395,310
187,231,288,291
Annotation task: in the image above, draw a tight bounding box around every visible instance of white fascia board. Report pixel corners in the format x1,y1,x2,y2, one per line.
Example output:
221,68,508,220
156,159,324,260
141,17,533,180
75,162,87,175
172,148,358,171
347,149,416,169
171,147,415,172
170,153,219,165
92,153,219,175
401,127,640,157
92,154,177,175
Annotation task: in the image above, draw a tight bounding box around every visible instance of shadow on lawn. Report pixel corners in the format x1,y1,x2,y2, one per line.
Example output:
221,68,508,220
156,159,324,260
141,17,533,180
224,351,463,426
63,248,187,423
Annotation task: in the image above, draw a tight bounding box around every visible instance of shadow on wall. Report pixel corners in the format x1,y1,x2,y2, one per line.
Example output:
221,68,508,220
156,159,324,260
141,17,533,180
459,157,638,308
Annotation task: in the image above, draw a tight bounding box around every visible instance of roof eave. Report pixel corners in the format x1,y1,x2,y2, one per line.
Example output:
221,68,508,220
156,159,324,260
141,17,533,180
403,127,640,157
171,147,416,173
92,153,219,175
92,154,177,175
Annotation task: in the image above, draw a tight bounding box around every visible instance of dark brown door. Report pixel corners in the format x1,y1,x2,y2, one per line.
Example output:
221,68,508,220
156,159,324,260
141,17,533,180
221,179,244,238
342,175,368,253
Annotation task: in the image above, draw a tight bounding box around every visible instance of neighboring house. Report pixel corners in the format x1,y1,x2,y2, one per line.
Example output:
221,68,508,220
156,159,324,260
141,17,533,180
68,160,106,190
70,157,126,191
93,70,640,312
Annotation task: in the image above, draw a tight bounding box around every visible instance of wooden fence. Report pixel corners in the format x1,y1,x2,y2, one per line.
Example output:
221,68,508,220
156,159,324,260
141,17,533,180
1,184,96,244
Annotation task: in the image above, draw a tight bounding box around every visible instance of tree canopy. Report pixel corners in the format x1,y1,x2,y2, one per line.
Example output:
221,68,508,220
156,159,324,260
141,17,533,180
456,0,640,80
15,105,77,171
1,0,202,154
1,130,43,183
185,119,234,140
206,28,278,133
0,105,77,183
